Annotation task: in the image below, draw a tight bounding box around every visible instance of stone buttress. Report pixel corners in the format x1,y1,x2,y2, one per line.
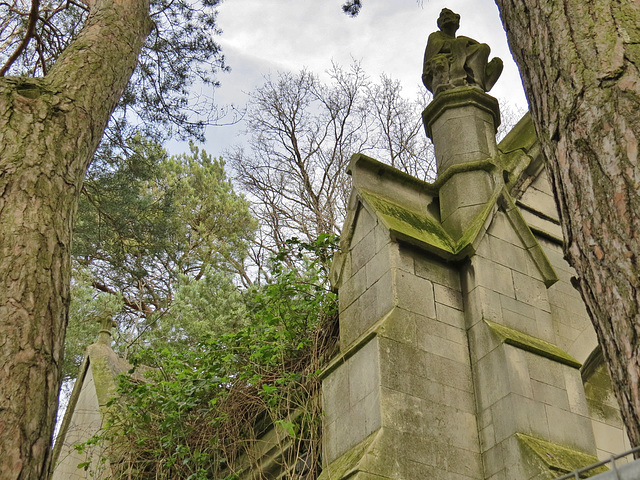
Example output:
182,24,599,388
319,87,627,479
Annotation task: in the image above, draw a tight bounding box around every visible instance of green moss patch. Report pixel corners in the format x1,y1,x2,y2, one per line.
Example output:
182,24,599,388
516,433,607,478
317,432,378,480
360,187,503,259
485,320,581,369
360,190,455,255
429,158,496,191
498,112,537,155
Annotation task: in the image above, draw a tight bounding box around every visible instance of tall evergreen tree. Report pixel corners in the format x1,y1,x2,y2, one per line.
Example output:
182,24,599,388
65,140,255,375
0,0,151,476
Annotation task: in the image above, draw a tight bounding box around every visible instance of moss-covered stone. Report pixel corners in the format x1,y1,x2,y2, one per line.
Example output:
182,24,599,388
498,112,538,156
583,350,623,425
485,320,582,368
517,433,608,478
317,432,379,480
454,187,501,254
359,184,502,259
429,158,496,191
86,343,132,407
359,189,455,255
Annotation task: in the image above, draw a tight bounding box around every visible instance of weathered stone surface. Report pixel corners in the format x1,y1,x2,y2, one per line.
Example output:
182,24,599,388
396,269,436,317
545,402,596,452
516,433,606,478
422,8,503,95
377,308,418,347
486,210,523,245
475,356,509,409
485,320,581,369
519,207,564,241
413,253,460,288
51,367,103,480
434,282,463,310
379,336,473,393
324,74,615,480
468,319,502,363
350,226,377,275
340,269,394,349
518,171,558,221
347,154,437,216
512,270,550,311
52,343,134,480
443,204,491,240
564,369,590,417
380,387,479,452
470,255,515,298
322,338,381,463
435,301,466,329
492,393,549,443
423,87,500,172
440,170,495,224
477,233,532,277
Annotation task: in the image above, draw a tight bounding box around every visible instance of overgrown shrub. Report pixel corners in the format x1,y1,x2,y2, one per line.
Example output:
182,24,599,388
79,235,339,479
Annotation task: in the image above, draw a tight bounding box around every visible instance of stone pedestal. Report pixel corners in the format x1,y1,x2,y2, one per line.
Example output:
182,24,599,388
422,87,500,173
423,87,501,240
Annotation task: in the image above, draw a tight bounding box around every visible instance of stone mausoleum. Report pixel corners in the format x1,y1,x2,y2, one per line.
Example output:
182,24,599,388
317,8,630,480
53,9,633,480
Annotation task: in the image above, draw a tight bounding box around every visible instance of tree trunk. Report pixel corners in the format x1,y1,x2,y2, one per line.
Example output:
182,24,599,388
0,0,151,477
495,0,640,447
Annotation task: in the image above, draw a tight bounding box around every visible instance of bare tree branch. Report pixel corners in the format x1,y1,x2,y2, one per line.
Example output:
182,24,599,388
0,0,39,76
230,62,436,267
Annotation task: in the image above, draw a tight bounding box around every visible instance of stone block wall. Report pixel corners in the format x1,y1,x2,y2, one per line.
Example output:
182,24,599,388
521,167,630,463
321,198,482,479
321,129,625,479
462,200,608,478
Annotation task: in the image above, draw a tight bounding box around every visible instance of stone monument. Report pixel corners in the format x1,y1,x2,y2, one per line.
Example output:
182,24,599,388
52,9,632,480
318,8,626,480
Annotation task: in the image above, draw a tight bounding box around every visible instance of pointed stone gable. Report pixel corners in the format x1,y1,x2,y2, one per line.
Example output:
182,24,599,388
51,342,134,480
333,152,558,286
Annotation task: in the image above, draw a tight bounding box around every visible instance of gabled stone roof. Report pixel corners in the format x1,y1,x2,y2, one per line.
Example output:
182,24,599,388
332,113,559,288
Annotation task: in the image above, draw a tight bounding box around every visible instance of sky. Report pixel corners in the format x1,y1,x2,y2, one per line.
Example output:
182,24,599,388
187,0,529,157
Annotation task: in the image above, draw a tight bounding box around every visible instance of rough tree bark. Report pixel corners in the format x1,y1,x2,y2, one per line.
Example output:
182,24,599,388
0,0,151,477
494,0,640,446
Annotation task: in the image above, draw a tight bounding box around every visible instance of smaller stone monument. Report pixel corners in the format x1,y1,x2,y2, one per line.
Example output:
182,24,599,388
422,8,503,95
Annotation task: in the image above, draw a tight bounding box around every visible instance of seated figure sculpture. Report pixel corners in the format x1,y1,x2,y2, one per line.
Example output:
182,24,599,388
422,8,503,95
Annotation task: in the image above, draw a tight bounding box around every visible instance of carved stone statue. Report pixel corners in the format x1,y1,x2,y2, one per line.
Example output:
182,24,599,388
422,8,503,95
